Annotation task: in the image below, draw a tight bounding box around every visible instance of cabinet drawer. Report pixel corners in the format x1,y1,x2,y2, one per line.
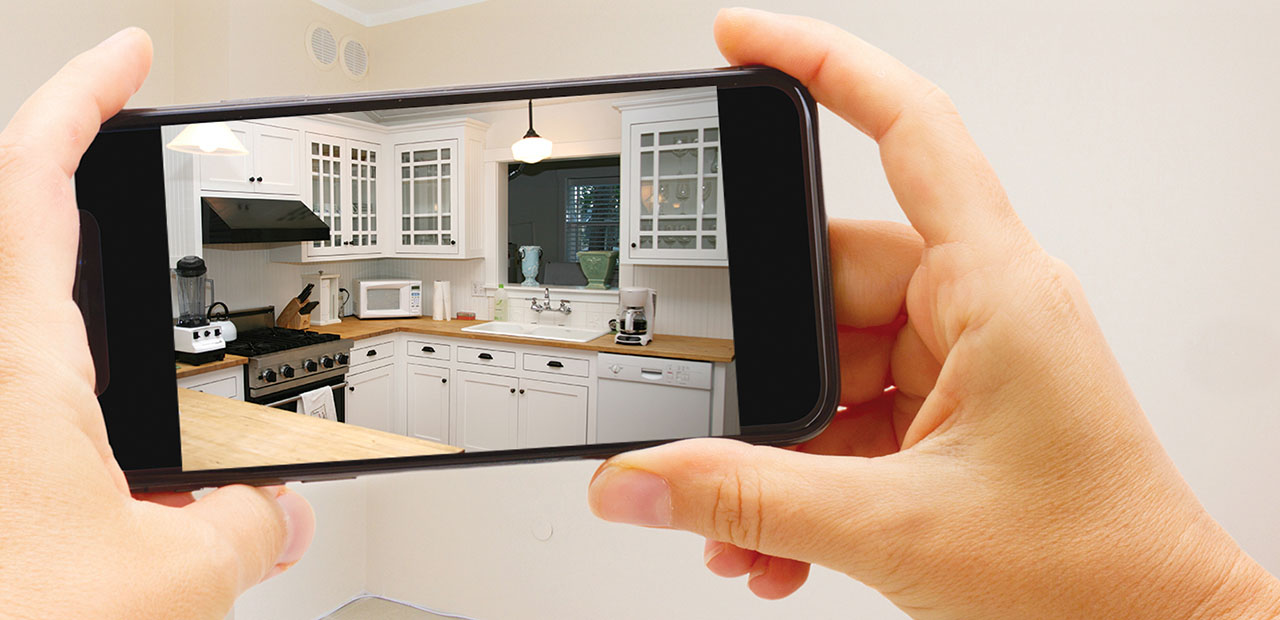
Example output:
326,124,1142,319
181,374,241,400
457,345,516,369
351,339,395,367
523,353,590,378
407,339,451,362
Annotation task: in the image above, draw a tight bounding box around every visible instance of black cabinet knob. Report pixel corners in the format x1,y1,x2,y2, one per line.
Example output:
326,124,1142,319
348,386,355,392
422,346,435,353
256,176,263,182
249,177,255,182
546,360,563,368
519,388,525,395
450,240,457,245
366,349,377,357
441,378,447,383
478,353,493,360
509,387,516,393
630,242,637,248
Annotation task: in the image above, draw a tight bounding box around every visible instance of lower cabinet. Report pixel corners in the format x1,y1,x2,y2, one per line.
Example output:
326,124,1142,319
345,363,396,433
455,370,520,451
176,366,244,400
406,363,451,445
519,379,589,448
455,370,589,451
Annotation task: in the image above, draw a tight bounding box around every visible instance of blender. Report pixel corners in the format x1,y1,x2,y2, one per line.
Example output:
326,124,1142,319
173,255,226,364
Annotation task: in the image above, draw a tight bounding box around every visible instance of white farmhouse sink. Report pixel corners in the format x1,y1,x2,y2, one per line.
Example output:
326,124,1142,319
461,321,610,344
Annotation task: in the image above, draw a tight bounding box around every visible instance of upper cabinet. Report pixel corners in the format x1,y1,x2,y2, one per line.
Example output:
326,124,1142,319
617,91,726,267
273,132,383,261
390,119,486,260
199,122,302,196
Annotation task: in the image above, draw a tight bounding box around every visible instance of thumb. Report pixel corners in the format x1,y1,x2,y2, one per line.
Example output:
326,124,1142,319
588,438,917,575
183,485,315,595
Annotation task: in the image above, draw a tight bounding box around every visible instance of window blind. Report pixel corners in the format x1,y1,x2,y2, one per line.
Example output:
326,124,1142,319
564,180,620,262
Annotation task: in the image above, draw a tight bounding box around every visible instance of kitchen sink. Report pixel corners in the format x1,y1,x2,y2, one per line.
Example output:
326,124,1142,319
460,321,610,344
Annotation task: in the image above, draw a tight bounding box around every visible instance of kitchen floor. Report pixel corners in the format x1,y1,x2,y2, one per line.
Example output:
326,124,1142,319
321,595,468,620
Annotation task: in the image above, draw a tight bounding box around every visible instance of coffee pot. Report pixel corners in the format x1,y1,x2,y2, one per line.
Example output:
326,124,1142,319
615,287,657,346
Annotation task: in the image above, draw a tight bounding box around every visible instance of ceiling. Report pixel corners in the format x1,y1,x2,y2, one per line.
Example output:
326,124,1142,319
310,0,489,27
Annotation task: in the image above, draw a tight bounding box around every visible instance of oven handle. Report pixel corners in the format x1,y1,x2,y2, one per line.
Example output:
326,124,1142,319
264,381,349,408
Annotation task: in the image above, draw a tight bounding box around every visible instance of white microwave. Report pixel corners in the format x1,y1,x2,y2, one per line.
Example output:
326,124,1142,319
354,279,422,319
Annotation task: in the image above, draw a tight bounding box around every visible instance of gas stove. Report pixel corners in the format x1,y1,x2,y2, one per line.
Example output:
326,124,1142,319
223,307,353,399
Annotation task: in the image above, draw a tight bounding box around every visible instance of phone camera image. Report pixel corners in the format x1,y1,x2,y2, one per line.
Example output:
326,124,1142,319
73,68,837,491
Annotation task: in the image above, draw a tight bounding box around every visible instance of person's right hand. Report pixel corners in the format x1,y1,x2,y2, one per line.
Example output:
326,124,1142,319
588,9,1280,619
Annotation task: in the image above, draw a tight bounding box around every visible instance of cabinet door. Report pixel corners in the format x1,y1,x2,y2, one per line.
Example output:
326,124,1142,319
305,134,348,255
627,118,726,264
345,140,380,252
455,370,519,451
199,121,255,193
406,364,450,445
252,125,301,195
518,379,588,449
395,140,459,255
345,363,396,433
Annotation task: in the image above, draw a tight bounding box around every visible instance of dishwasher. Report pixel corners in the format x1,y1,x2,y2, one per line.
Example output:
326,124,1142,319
596,352,713,444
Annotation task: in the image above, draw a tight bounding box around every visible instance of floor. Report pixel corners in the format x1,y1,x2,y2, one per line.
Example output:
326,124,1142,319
321,595,470,620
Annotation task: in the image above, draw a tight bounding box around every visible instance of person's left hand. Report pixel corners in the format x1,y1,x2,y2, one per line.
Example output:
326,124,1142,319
0,28,315,619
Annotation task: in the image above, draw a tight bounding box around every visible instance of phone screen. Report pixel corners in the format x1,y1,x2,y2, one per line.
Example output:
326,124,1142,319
74,70,838,489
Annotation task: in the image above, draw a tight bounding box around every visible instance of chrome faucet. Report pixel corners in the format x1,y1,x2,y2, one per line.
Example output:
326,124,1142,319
530,288,571,316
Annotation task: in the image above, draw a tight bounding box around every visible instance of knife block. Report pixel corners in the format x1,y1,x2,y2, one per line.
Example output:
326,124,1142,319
276,298,308,329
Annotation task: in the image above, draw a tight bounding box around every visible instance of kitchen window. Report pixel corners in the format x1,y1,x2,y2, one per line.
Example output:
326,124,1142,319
563,177,620,262
507,157,620,287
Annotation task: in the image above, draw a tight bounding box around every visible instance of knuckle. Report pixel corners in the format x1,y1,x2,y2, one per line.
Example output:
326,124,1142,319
709,464,767,550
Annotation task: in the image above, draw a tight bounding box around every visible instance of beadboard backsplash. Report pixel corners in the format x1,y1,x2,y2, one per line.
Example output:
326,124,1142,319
200,246,732,339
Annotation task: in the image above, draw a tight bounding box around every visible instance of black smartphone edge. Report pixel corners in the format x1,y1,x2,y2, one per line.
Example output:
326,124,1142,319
91,66,839,492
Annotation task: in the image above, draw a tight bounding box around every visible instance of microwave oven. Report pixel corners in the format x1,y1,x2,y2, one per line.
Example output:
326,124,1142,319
354,279,422,319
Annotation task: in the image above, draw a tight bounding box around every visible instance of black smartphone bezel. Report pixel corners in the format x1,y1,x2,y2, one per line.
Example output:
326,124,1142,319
87,66,838,492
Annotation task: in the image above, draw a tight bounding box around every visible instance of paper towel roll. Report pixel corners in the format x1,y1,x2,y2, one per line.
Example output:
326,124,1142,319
442,280,453,321
432,280,445,321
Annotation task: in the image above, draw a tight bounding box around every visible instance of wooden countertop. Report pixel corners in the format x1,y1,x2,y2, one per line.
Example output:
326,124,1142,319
316,317,735,363
176,355,248,379
178,388,460,471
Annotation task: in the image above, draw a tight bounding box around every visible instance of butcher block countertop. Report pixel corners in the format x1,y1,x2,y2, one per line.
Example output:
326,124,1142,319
176,354,248,379
178,388,460,471
315,317,735,363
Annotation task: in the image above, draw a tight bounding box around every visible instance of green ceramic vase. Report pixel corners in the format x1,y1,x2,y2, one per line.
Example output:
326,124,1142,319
576,250,619,289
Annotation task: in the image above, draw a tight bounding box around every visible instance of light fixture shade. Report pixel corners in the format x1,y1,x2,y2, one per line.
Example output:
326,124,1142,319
511,135,552,164
165,122,248,156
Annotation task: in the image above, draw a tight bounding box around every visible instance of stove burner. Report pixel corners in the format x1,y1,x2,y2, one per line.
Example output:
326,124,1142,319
225,328,341,356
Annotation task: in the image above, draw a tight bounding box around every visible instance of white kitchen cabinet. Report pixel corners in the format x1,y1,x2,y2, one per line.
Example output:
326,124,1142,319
345,362,396,433
406,363,450,445
518,378,589,448
176,366,244,400
391,119,487,259
455,370,520,451
199,122,302,196
617,92,726,266
272,131,383,261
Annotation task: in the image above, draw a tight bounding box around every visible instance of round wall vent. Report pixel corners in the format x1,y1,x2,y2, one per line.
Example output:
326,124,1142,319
305,23,337,69
339,37,369,80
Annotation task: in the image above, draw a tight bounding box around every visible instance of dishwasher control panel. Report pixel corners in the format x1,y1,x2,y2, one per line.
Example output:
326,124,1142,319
598,352,713,390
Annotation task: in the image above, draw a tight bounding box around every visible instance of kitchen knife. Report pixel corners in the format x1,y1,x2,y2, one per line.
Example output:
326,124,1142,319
298,283,314,303
299,301,319,315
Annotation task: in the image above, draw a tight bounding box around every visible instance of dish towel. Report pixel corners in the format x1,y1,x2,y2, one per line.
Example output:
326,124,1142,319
299,385,336,421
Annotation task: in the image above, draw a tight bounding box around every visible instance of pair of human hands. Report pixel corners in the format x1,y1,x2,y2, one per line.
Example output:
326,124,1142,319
2,8,1276,620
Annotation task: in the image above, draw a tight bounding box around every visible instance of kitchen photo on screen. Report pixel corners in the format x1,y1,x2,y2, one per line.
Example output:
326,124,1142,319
166,87,738,471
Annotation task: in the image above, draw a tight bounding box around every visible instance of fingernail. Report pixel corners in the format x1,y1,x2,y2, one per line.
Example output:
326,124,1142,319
272,488,314,570
589,466,673,527
704,541,726,566
748,562,768,584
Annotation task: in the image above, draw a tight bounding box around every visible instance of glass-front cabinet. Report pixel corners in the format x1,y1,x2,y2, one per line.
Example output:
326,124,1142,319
628,118,725,263
395,140,459,255
302,133,380,257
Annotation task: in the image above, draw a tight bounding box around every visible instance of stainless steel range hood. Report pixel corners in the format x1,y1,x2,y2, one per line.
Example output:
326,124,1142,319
201,197,330,244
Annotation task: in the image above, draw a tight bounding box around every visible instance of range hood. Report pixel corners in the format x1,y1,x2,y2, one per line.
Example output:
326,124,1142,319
201,197,330,244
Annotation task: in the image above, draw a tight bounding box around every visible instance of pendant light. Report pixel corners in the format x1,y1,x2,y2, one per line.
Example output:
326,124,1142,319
511,100,552,164
165,122,248,156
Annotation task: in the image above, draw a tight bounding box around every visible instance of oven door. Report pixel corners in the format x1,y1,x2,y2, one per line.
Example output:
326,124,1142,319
248,374,346,423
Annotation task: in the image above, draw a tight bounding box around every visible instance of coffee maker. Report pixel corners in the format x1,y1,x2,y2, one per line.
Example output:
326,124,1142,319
615,287,657,346
173,256,226,365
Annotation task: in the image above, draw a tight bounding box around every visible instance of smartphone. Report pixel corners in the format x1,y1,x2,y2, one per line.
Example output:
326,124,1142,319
73,66,838,492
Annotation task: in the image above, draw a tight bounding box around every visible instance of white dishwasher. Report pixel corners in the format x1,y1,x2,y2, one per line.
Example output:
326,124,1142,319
596,352,713,444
